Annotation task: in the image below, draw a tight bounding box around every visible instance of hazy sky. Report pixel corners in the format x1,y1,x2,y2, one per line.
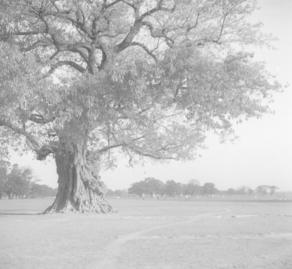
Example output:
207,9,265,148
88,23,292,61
13,0,292,191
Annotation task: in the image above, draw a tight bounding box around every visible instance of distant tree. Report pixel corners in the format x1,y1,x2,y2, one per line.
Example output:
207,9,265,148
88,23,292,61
226,188,237,195
164,180,183,197
144,177,165,195
106,189,128,198
255,185,269,195
236,186,254,195
5,164,33,199
29,183,57,198
0,0,280,213
202,182,218,195
105,189,115,196
256,185,278,195
129,181,147,197
246,187,254,195
128,177,165,196
269,185,279,195
182,183,201,196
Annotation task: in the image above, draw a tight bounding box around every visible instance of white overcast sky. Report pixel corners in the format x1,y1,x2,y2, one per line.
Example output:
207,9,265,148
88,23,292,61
13,0,292,191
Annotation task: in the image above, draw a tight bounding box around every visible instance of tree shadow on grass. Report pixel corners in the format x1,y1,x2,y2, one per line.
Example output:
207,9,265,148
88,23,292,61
0,211,43,216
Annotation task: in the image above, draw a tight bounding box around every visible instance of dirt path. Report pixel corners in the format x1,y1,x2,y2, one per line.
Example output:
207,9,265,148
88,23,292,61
87,211,227,269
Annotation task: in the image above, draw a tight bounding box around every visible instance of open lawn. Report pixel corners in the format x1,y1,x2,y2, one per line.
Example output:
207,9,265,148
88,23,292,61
0,198,292,269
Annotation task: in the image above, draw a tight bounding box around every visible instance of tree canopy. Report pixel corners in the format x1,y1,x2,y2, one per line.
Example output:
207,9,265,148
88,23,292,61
0,0,280,213
129,177,165,196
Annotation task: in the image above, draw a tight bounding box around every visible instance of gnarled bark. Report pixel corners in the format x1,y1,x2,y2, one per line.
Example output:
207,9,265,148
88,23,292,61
44,143,112,214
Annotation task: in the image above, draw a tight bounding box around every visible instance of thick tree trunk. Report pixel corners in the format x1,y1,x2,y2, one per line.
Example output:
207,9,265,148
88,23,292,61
44,143,112,214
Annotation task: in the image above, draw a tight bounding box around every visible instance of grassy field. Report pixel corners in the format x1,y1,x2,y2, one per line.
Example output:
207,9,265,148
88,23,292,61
0,198,292,269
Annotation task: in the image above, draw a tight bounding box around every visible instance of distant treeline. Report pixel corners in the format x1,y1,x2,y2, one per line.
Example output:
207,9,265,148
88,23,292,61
107,177,279,198
0,163,56,199
0,163,281,200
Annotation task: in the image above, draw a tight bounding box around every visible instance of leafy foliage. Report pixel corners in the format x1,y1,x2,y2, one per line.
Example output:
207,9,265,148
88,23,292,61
0,0,281,169
3,164,33,198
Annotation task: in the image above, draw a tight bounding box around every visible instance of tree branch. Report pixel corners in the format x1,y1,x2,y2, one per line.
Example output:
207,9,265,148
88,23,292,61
48,61,86,75
127,145,175,160
128,42,157,62
97,134,146,155
97,143,125,154
140,0,176,21
115,0,175,53
141,21,174,47
0,118,40,150
104,0,124,9
54,10,93,39
12,30,47,36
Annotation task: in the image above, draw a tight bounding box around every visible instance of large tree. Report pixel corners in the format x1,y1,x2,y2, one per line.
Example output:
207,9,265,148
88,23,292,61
0,0,279,213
